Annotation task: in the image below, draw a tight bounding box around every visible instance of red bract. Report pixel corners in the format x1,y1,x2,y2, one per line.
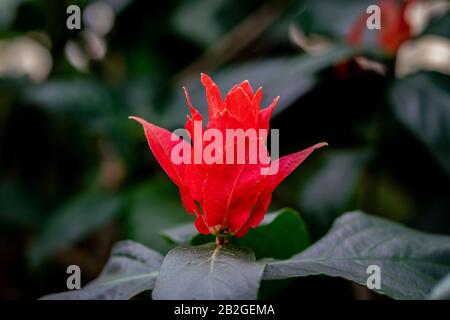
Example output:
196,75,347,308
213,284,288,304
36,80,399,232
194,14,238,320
130,74,326,237
347,0,412,54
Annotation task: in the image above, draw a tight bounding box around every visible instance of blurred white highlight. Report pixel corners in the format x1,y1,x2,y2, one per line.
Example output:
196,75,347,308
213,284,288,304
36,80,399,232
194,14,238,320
0,36,52,83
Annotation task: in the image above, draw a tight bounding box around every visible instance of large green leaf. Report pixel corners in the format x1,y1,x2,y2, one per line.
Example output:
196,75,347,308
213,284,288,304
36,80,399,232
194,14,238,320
429,273,450,300
163,208,310,260
153,243,264,300
391,72,450,175
40,241,163,300
263,211,450,299
28,190,122,267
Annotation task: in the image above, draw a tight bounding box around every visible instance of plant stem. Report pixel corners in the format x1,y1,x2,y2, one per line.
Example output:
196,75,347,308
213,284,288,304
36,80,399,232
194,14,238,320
215,234,229,246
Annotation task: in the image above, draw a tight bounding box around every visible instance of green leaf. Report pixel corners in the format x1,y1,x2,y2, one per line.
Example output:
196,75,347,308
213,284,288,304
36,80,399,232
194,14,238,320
429,273,450,300
23,80,119,134
236,208,309,260
263,211,450,299
28,190,122,267
299,150,369,234
171,0,266,47
422,12,450,39
391,72,450,174
124,179,193,254
40,241,163,300
163,208,310,260
22,78,180,136
161,223,198,245
172,0,225,46
153,243,264,300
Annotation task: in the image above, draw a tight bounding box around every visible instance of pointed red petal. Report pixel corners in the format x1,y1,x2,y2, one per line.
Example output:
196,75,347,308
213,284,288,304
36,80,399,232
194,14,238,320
235,142,327,237
129,116,187,187
183,163,205,205
258,96,279,132
200,130,268,234
183,86,203,143
238,80,254,99
226,80,254,100
234,194,272,237
183,86,202,122
181,87,206,202
195,215,210,235
225,86,256,127
252,87,263,109
180,188,199,215
267,142,327,190
201,162,264,233
206,107,241,133
181,186,210,234
200,73,224,119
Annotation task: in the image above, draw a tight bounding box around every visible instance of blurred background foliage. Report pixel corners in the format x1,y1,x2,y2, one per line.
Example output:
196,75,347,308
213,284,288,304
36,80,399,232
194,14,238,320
0,0,449,299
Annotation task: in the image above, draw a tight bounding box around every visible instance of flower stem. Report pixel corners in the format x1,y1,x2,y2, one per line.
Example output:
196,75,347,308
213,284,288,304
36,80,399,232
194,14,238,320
215,234,229,247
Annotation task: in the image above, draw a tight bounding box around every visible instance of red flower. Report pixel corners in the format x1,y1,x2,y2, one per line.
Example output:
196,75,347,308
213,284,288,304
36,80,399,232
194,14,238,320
130,74,326,237
347,0,413,54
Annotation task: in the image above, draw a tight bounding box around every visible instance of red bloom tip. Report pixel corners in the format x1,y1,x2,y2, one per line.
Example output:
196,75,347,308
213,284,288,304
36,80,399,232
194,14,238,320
200,73,225,119
315,142,328,148
129,115,145,124
131,74,326,237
